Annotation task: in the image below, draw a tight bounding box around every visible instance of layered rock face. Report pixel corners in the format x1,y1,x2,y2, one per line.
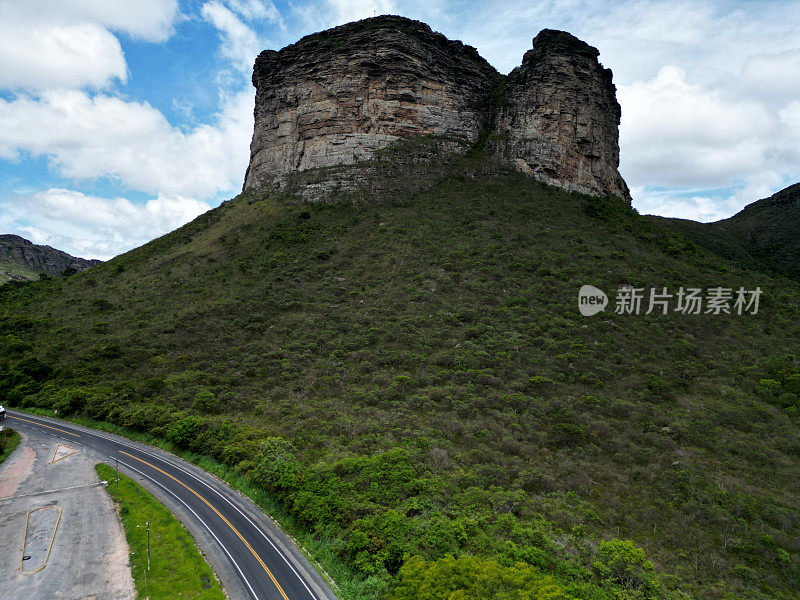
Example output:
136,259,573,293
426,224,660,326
494,30,630,200
244,16,501,190
244,16,630,201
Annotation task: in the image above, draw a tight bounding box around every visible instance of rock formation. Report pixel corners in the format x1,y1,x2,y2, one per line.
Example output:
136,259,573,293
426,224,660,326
244,16,631,202
494,30,630,200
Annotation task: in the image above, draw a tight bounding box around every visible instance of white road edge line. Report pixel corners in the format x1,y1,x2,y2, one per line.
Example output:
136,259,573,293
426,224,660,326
117,459,261,600
10,415,261,600
11,413,320,600
129,446,320,600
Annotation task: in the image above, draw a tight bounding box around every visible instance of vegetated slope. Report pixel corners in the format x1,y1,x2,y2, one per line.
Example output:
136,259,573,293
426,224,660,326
1,149,799,600
0,255,41,283
651,182,800,281
0,234,101,283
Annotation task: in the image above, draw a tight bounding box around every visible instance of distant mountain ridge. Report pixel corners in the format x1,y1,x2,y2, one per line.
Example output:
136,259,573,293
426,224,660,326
0,234,101,282
650,182,800,281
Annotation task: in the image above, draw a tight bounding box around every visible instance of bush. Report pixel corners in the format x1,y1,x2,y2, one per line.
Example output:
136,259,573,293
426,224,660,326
166,415,205,449
389,555,577,600
51,386,91,415
756,379,782,397
251,437,301,494
193,389,220,413
593,539,657,592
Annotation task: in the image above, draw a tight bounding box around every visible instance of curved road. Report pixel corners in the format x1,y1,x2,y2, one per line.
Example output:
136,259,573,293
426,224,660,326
5,410,339,600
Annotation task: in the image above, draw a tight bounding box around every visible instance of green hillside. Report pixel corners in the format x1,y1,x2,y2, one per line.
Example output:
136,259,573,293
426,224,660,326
0,255,42,283
2,148,799,600
652,182,800,282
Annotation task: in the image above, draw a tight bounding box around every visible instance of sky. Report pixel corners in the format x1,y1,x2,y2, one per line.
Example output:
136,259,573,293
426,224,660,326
0,0,798,260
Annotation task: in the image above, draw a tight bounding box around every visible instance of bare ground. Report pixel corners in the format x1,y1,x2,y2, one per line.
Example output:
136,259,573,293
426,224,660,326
0,430,135,600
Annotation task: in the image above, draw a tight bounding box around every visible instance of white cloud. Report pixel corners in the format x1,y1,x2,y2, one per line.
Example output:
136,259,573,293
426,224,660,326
619,66,776,189
291,0,396,31
780,101,800,138
0,0,256,260
202,1,266,72
0,188,210,260
2,0,180,42
225,0,284,25
634,191,732,223
0,88,253,199
633,171,785,223
0,0,179,92
0,22,127,91
742,49,800,101
326,0,396,23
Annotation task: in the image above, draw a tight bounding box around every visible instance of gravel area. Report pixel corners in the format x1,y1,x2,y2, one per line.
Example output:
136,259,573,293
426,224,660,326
0,430,135,599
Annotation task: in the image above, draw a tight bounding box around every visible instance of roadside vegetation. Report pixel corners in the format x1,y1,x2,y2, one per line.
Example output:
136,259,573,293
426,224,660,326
2,145,800,599
95,463,225,600
0,427,20,465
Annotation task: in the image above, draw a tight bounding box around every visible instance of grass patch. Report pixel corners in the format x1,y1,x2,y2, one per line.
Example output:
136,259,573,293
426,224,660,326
0,427,20,465
95,462,226,600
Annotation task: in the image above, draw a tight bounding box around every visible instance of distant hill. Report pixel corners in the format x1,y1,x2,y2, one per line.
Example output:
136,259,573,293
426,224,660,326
0,234,101,283
651,182,800,281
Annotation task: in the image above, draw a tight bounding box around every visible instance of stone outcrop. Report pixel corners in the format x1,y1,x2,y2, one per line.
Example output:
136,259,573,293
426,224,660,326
244,16,501,191
244,16,630,202
494,30,630,200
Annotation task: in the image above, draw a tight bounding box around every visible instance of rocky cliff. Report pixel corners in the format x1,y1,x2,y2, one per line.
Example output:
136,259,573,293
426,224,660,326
494,30,630,200
244,16,630,201
0,234,101,282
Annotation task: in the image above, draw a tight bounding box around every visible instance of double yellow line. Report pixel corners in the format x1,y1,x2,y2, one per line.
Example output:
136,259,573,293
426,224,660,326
119,451,290,600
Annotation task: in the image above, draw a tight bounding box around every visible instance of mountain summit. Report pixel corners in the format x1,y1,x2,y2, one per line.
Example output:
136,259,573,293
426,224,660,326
243,16,630,201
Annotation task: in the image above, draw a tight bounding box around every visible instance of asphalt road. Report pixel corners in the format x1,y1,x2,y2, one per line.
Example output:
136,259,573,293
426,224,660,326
5,410,339,600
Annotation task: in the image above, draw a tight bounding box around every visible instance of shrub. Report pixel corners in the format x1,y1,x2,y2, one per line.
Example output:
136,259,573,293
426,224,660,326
756,379,782,397
166,415,205,449
389,555,577,600
593,539,657,592
193,389,220,413
784,373,800,395
51,386,91,415
251,437,301,494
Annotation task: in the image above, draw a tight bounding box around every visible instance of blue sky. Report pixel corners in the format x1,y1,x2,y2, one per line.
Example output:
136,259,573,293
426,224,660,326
0,0,798,259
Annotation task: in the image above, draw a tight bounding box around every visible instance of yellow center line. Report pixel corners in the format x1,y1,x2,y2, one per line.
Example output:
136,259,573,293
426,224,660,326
10,416,81,438
118,451,290,600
